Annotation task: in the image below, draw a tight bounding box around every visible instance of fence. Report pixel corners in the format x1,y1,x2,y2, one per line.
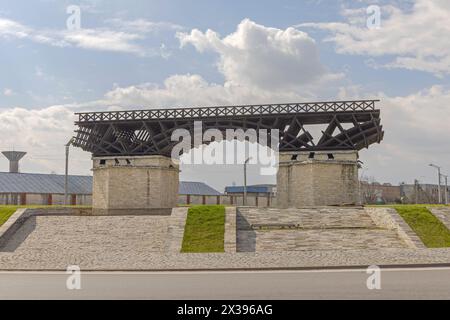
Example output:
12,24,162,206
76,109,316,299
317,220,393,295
178,195,276,207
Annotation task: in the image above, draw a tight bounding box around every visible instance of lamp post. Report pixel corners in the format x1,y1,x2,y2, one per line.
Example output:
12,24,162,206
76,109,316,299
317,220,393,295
429,164,442,204
64,138,75,206
243,157,252,206
358,162,366,206
442,174,448,205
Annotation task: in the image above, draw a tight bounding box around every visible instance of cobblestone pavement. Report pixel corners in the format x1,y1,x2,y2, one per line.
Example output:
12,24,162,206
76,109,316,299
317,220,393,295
237,207,407,252
0,208,449,271
0,216,171,255
429,207,450,230
238,207,375,229
1,247,450,271
238,229,406,252
167,208,188,253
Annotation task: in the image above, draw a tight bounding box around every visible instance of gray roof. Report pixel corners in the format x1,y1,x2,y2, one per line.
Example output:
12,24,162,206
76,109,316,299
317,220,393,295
0,173,221,196
225,186,270,194
225,184,276,194
0,172,93,195
179,181,221,196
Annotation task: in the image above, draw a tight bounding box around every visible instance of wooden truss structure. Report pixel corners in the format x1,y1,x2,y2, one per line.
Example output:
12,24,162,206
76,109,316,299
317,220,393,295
73,100,384,156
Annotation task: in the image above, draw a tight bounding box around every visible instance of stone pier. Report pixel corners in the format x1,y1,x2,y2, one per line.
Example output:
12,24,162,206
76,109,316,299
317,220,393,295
277,151,359,208
92,156,179,215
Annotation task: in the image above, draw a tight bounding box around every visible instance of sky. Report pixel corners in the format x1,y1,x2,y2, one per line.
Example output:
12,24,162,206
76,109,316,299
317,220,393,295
0,0,449,191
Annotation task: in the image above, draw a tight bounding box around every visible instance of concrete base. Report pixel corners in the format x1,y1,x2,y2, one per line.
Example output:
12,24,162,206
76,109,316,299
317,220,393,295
92,156,179,215
277,151,359,208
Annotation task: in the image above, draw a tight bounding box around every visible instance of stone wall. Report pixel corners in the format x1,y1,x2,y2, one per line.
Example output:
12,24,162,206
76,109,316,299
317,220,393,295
224,207,237,253
178,194,275,207
92,155,179,215
365,207,426,249
428,207,450,231
277,151,359,208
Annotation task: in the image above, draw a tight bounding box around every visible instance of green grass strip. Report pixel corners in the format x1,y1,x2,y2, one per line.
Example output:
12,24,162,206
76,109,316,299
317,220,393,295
393,205,450,248
0,207,20,227
181,205,225,253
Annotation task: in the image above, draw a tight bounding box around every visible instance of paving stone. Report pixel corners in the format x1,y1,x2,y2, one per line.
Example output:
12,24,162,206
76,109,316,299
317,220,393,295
1,248,450,271
167,208,188,253
236,207,408,252
0,216,171,255
237,207,375,229
0,207,447,271
429,207,450,231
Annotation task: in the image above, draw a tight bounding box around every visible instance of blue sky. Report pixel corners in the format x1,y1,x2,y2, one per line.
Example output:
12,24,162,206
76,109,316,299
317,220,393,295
1,0,444,108
0,0,449,191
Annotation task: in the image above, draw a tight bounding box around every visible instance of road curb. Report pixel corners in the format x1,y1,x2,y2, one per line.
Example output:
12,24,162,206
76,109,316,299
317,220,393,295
2,263,450,273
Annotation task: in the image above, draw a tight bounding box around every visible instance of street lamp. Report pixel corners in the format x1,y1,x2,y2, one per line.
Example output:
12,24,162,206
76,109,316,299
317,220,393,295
429,164,442,204
243,157,252,206
64,137,75,206
358,162,367,205
442,174,448,205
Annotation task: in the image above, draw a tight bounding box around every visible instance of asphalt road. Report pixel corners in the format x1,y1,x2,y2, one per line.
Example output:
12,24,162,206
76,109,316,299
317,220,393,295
1,268,450,300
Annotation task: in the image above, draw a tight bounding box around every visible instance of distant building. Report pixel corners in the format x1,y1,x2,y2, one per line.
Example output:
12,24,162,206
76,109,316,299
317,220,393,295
400,183,450,204
0,172,93,205
178,181,222,205
179,182,276,207
0,150,93,205
360,182,401,204
0,175,225,206
179,181,221,196
225,184,277,197
360,180,450,205
224,184,276,207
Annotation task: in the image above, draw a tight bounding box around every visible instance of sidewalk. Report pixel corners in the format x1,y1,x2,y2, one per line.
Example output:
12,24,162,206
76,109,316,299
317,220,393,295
1,248,450,271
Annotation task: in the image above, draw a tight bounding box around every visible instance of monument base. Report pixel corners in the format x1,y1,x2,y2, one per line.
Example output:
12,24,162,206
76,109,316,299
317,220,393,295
92,155,179,215
277,151,359,208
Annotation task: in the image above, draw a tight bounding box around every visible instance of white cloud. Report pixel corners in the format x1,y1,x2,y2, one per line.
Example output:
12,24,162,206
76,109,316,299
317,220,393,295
106,18,183,33
1,16,448,185
359,85,450,184
0,17,65,47
3,88,14,96
299,0,450,76
0,17,28,38
0,106,91,175
101,74,311,108
177,19,342,90
1,82,448,184
0,16,170,56
382,85,450,139
63,29,144,54
100,20,350,108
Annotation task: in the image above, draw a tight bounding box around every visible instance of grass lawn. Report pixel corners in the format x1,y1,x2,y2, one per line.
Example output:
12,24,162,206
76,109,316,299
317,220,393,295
0,206,21,227
391,205,450,248
181,205,226,253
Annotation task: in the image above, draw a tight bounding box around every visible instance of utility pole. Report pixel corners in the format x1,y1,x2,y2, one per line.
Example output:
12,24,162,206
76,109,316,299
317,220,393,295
429,164,442,204
442,174,448,205
243,157,252,206
65,138,74,206
357,162,366,206
414,179,419,204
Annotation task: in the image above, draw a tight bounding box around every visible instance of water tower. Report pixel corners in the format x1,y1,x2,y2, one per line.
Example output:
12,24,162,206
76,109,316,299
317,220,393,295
2,151,27,173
